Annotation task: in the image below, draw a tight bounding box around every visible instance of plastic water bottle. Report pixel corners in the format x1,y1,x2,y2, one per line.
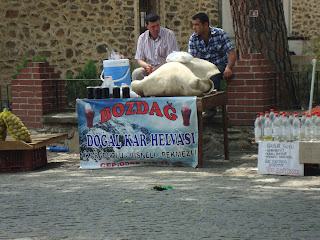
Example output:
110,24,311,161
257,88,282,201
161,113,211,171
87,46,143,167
259,113,265,126
304,114,313,142
281,114,291,141
272,114,282,141
279,112,284,124
102,76,114,94
292,114,301,141
313,114,320,141
288,113,294,125
254,115,263,142
263,115,273,141
300,116,306,141
301,112,307,125
269,109,275,122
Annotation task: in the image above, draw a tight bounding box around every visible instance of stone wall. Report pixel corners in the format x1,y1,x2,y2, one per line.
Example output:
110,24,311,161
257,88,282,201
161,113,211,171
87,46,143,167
0,0,219,87
2,0,319,96
291,0,320,39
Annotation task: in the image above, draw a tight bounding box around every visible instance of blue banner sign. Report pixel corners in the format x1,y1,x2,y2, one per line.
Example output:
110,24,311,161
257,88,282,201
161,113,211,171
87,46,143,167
77,97,198,168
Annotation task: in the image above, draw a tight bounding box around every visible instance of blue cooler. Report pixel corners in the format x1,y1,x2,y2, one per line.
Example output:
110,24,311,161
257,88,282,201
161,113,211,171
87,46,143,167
100,59,131,87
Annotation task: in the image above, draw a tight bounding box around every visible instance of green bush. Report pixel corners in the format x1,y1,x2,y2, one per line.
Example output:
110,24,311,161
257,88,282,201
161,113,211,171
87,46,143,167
65,60,100,110
310,34,320,60
13,55,47,79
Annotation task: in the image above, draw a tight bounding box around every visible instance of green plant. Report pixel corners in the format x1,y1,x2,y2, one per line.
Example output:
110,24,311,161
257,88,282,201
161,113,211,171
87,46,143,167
13,55,46,79
310,34,320,60
32,54,46,63
13,56,29,79
65,60,100,110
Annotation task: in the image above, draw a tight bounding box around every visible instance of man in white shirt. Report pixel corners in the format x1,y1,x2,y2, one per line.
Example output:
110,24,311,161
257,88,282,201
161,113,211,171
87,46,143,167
132,13,179,81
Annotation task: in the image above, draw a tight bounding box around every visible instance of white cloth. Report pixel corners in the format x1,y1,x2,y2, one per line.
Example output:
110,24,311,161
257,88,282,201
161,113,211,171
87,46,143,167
166,51,193,63
131,58,220,97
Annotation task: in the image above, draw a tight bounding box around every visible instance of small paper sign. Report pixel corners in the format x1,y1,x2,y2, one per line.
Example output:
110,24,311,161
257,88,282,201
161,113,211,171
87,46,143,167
258,142,304,176
249,10,259,17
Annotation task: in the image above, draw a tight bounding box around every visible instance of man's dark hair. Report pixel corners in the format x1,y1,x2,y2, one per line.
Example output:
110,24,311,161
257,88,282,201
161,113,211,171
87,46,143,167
145,13,160,25
192,12,209,25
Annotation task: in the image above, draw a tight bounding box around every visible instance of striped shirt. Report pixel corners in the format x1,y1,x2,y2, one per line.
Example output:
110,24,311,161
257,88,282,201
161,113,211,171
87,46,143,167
135,27,179,67
188,27,234,65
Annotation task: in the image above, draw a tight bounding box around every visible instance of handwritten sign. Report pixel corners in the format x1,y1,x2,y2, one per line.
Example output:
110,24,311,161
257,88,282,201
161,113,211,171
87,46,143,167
258,142,304,176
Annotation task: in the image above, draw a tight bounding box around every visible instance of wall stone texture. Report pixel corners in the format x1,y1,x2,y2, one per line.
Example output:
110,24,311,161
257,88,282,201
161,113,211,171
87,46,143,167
291,0,320,39
1,0,319,88
0,0,219,86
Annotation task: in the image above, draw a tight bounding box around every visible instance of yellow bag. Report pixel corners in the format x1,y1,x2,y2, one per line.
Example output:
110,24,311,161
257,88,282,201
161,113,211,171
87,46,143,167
2,109,32,143
0,111,7,141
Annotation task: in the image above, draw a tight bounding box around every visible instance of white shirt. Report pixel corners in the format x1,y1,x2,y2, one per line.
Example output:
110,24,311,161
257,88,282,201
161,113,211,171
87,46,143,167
135,27,179,67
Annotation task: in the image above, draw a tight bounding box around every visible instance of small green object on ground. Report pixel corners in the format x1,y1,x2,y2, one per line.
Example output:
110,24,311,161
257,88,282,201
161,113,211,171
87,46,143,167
152,185,173,191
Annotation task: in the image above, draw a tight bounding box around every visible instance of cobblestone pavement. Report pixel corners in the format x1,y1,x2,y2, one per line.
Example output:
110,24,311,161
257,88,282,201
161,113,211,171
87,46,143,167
1,151,320,240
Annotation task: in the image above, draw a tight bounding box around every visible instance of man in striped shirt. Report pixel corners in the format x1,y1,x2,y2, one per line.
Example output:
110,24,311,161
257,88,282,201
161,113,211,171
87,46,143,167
132,13,179,81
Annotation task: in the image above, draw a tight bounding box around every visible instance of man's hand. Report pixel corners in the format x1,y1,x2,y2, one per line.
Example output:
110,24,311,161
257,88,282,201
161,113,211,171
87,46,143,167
223,49,237,79
145,64,152,73
223,66,233,79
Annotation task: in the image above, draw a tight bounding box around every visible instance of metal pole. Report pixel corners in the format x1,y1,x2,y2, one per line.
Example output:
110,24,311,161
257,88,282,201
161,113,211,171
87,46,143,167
309,59,317,115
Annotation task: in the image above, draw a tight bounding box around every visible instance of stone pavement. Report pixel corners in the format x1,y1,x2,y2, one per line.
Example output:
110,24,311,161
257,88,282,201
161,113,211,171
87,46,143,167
0,151,320,240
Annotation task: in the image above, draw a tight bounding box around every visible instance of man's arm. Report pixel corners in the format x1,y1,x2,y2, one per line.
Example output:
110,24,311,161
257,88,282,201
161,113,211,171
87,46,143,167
223,49,237,79
137,59,150,70
135,33,152,71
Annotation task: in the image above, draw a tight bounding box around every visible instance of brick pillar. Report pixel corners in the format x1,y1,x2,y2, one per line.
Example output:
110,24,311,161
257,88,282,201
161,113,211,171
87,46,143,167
227,53,276,126
11,62,65,128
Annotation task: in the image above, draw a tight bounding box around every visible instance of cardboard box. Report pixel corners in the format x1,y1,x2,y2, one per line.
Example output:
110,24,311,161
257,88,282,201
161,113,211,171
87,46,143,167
299,142,320,164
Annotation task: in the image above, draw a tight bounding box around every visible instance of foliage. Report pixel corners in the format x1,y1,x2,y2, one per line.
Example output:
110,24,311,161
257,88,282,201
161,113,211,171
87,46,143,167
65,60,100,110
310,34,320,60
13,54,47,79
31,54,47,63
75,59,98,79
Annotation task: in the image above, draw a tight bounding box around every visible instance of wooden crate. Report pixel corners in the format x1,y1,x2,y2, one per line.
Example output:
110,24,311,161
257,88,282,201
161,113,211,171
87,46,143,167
0,133,68,173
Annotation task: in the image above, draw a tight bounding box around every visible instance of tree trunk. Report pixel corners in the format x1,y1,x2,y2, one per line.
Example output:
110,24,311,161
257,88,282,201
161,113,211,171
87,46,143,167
229,0,299,107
